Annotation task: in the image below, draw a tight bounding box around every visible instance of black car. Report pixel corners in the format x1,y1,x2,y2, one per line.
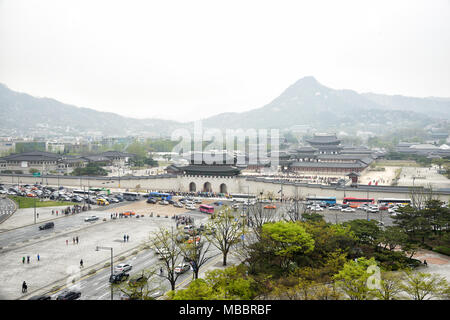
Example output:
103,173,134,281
147,198,157,204
28,295,51,300
109,272,130,283
56,290,81,300
114,195,124,202
39,222,54,230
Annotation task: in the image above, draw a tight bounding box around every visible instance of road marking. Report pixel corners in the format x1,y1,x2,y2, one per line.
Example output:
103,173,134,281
98,292,110,300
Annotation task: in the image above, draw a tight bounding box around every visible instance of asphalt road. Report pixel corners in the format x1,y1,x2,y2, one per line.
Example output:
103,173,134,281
48,244,222,300
0,200,142,248
0,197,16,224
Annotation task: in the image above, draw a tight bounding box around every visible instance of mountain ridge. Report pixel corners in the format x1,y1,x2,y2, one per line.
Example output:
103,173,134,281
1,77,448,137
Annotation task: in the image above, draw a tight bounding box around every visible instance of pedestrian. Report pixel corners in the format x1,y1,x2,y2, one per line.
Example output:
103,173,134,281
126,235,129,242
160,267,163,275
36,213,39,219
22,256,25,264
37,254,40,261
73,237,75,244
80,259,83,268
76,236,79,244
27,256,30,264
52,210,54,215
22,281,27,293
66,239,68,245
424,260,428,266
124,235,126,242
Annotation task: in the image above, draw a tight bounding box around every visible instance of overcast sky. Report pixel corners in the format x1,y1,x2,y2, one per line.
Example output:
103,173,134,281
1,0,449,122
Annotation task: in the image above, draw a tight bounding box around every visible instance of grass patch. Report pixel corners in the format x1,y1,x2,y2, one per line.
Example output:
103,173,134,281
8,196,76,209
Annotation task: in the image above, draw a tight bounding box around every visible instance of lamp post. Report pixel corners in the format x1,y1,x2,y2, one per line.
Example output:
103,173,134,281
96,246,114,300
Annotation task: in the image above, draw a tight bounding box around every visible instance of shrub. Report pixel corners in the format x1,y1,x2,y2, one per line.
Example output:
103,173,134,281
434,246,450,256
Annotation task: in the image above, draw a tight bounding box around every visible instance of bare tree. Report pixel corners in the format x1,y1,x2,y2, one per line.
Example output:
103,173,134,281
205,205,243,266
410,183,435,210
281,186,310,223
178,227,213,279
111,268,163,300
149,227,183,291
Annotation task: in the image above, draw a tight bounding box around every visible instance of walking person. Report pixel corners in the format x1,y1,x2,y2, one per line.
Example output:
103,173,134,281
22,256,25,264
126,235,129,242
66,239,68,245
76,236,79,244
73,237,75,244
37,254,40,261
22,281,27,293
27,256,30,264
80,259,84,268
124,235,126,242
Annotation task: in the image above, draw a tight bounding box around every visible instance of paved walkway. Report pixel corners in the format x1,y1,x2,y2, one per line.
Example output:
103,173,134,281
0,214,180,300
413,249,450,281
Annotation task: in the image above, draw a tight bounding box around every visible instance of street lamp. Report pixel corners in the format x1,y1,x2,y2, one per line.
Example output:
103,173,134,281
96,246,114,300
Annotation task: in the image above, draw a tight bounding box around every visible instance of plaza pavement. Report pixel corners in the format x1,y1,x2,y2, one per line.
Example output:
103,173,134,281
0,201,205,300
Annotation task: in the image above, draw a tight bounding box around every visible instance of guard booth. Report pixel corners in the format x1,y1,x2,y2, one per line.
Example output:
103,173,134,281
347,172,360,188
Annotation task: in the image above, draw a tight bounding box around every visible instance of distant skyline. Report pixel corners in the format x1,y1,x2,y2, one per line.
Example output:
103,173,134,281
1,0,449,122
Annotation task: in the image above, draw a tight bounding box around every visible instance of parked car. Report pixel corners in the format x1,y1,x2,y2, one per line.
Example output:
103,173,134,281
39,222,54,230
367,208,379,213
341,208,356,212
147,198,157,204
264,204,277,209
329,206,342,210
114,263,132,273
84,215,99,222
97,198,109,206
109,271,129,283
56,290,81,300
174,263,191,274
173,202,183,208
185,204,196,210
108,197,120,203
71,196,83,203
86,198,97,205
159,200,169,205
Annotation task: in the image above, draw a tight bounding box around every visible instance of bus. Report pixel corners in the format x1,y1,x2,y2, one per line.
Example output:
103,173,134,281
148,192,172,201
73,189,96,196
306,196,337,205
377,198,411,206
89,187,111,195
230,193,256,203
123,192,140,201
199,204,214,214
343,197,375,208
